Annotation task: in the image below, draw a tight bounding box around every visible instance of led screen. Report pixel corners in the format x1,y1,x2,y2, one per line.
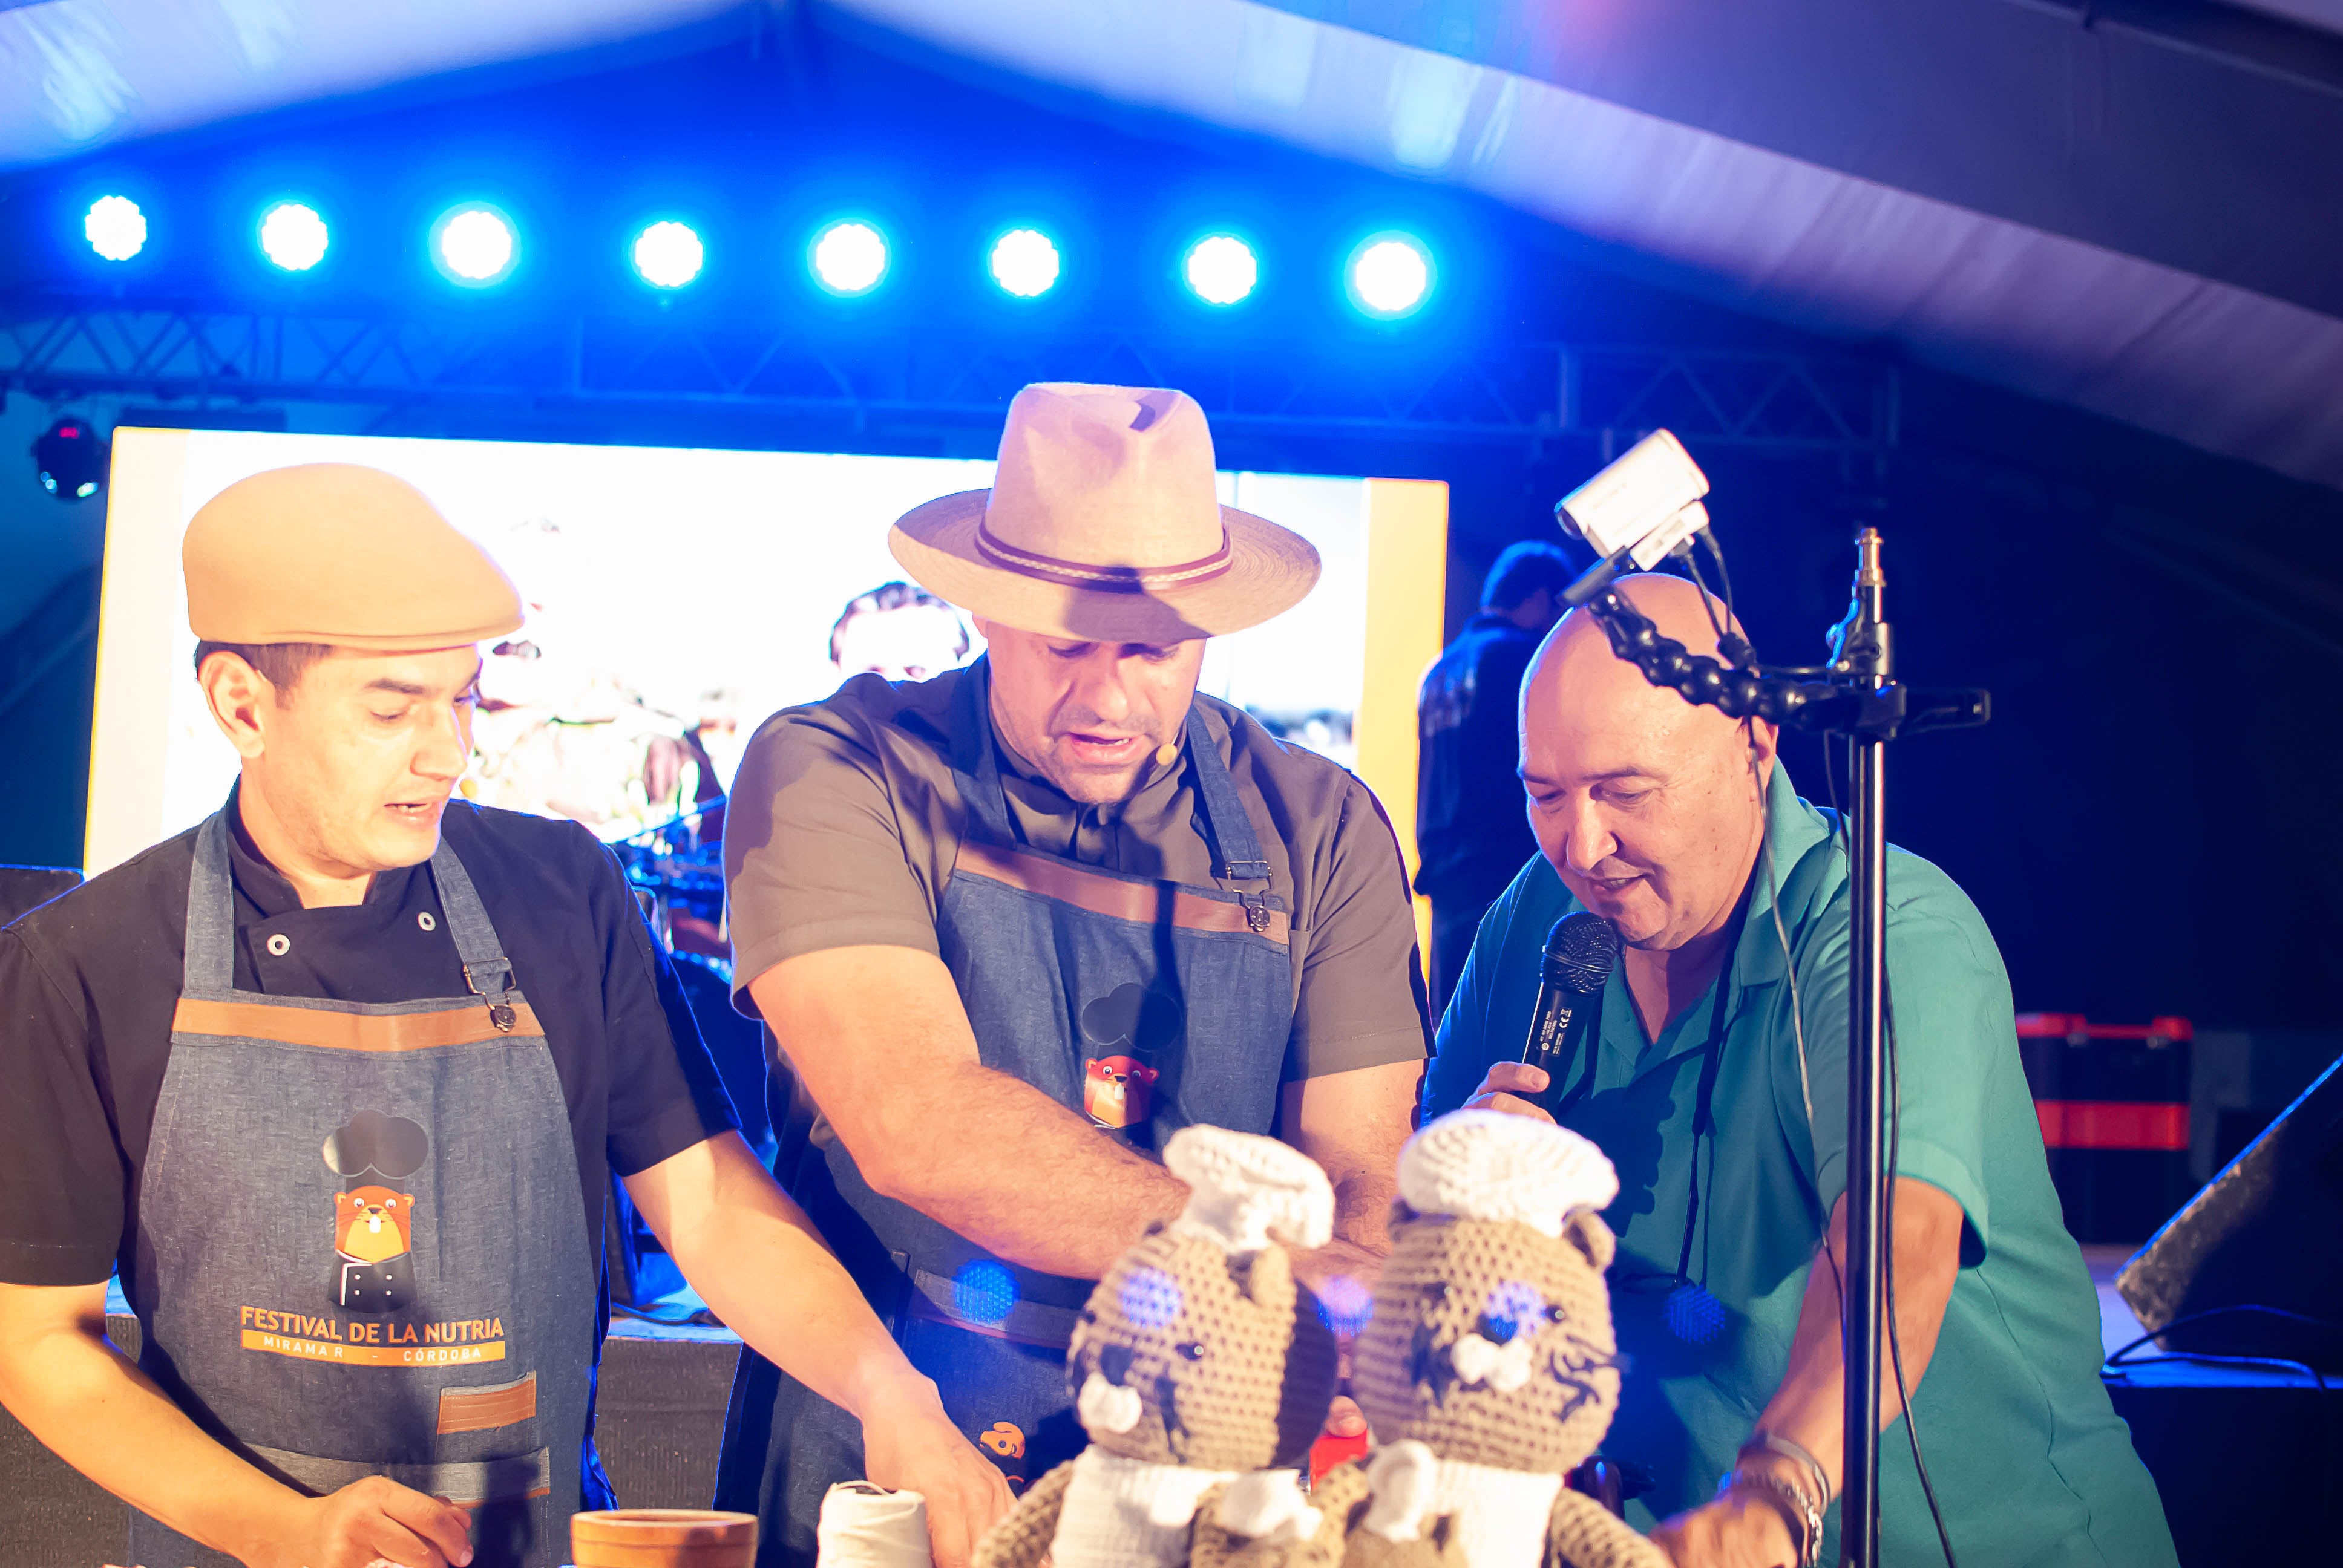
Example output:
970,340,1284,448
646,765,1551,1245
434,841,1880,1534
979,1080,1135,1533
90,428,1447,903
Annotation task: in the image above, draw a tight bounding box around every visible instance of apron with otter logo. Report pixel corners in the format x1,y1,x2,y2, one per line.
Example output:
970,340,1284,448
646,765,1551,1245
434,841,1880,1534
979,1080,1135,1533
717,659,1298,1567
126,810,599,1568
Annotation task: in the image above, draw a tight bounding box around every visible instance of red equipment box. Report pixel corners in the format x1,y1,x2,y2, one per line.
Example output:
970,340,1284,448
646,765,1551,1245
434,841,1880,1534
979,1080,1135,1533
2016,1013,2192,1244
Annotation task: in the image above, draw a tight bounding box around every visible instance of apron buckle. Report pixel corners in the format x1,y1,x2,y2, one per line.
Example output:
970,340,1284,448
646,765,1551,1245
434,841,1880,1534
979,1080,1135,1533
1242,894,1270,935
490,1003,517,1033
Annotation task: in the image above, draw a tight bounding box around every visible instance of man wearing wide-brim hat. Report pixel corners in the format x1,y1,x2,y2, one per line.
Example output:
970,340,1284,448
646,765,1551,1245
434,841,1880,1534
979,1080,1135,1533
0,465,1009,1568
714,383,1430,1563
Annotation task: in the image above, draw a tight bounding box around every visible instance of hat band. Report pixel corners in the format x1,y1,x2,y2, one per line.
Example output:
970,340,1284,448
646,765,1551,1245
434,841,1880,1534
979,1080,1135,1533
974,518,1232,593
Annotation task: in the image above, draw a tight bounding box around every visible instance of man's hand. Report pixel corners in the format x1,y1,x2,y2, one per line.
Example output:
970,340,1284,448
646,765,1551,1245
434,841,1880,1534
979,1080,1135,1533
856,1382,1013,1568
252,1477,474,1568
1650,1485,1798,1568
1461,1061,1554,1122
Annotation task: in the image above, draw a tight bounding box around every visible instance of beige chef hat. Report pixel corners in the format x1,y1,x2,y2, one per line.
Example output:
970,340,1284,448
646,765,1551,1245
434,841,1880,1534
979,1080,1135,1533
184,463,522,650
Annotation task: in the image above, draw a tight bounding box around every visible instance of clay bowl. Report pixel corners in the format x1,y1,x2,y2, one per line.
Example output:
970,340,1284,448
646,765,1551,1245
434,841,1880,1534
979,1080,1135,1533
571,1508,758,1568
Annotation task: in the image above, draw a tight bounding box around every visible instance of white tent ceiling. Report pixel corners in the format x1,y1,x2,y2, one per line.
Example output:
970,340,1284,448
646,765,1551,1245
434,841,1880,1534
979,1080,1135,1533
3,0,2339,488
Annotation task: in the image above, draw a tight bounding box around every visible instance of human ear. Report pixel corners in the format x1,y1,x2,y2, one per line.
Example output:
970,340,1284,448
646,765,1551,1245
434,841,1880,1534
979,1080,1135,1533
1744,718,1780,787
197,652,275,762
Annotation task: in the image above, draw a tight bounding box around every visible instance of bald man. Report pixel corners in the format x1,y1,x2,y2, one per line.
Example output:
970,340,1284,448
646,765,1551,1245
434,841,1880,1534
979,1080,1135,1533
1423,577,2174,1568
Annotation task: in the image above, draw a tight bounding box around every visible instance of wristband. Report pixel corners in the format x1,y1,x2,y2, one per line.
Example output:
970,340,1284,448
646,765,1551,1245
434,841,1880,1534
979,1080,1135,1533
1718,1466,1823,1568
1739,1429,1835,1508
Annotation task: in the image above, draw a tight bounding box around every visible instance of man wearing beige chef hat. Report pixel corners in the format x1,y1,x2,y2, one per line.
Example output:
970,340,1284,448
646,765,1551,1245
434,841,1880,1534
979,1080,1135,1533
0,464,1008,1568
715,385,1429,1566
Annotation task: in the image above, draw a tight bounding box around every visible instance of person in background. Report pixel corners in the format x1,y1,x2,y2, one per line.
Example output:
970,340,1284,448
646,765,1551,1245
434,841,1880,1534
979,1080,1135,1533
715,384,1426,1567
1426,574,2176,1568
0,465,1009,1568
829,580,975,684
1414,537,1581,1018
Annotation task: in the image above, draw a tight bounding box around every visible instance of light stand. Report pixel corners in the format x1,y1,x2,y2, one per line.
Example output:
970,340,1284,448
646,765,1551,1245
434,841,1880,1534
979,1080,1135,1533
1563,528,1987,1567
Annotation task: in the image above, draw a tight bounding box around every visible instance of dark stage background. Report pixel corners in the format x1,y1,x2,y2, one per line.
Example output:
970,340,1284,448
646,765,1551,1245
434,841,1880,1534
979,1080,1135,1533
0,20,2337,1036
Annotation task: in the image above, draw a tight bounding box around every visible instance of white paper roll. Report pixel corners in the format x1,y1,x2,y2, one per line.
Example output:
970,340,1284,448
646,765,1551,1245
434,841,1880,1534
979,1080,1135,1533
818,1481,932,1568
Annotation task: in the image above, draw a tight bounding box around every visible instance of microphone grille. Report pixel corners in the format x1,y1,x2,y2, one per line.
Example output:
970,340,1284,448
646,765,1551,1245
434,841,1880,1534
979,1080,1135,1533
1543,912,1620,993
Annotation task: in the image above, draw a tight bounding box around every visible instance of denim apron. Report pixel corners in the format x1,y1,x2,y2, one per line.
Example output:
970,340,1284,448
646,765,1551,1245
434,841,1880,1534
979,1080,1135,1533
717,664,1298,1567
126,811,600,1568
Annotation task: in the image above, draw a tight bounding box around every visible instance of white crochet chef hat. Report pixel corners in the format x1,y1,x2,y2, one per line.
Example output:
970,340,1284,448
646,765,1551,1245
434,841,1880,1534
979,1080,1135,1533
1397,1110,1619,1237
1165,1125,1335,1254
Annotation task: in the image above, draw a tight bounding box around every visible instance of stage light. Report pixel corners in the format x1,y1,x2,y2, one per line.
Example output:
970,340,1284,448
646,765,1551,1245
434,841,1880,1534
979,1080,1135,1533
258,201,329,272
432,203,517,286
989,228,1060,298
1183,234,1257,306
84,195,146,262
632,220,704,289
811,220,888,296
34,417,109,501
1346,234,1434,318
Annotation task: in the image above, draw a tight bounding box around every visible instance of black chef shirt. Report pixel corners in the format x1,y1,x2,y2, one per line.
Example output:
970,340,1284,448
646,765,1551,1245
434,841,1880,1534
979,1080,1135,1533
0,792,737,1302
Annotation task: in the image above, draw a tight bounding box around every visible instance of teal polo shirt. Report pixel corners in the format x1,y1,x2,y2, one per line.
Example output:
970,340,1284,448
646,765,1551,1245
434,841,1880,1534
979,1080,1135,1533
1426,768,2175,1568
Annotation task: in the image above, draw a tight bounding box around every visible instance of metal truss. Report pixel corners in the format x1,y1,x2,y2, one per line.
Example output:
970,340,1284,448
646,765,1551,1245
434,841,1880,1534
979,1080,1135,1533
0,295,1897,454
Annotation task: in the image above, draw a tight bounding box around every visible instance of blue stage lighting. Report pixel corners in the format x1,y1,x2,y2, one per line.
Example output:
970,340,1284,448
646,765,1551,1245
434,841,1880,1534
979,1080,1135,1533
811,220,889,296
432,204,517,286
1347,234,1434,318
1183,234,1257,306
632,220,704,289
258,201,329,272
84,195,146,262
989,228,1060,298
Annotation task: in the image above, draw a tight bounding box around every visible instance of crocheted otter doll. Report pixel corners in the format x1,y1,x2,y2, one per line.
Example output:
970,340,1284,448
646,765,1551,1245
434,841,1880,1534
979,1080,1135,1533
973,1125,1343,1568
1193,1110,1668,1568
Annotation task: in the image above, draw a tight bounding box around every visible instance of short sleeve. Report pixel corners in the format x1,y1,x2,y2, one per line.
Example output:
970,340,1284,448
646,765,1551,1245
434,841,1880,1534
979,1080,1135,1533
588,838,741,1177
1286,779,1432,1080
0,930,125,1285
1798,862,2005,1255
723,702,942,1008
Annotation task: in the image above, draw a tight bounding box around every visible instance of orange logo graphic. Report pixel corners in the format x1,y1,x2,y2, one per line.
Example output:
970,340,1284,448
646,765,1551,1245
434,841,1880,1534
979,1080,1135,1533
979,1422,1026,1460
1084,1056,1159,1129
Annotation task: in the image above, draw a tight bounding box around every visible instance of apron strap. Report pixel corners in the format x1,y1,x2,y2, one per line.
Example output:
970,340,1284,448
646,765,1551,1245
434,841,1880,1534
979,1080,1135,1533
952,658,1018,848
1181,704,1272,885
428,831,523,1031
180,812,238,998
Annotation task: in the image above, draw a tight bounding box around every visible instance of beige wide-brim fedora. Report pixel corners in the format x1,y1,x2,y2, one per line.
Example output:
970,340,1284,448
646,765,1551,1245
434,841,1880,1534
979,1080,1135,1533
889,383,1320,643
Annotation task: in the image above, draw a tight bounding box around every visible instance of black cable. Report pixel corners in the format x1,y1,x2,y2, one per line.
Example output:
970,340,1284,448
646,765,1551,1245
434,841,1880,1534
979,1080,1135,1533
2100,1305,2340,1391
1826,722,1956,1567
1886,975,1960,1568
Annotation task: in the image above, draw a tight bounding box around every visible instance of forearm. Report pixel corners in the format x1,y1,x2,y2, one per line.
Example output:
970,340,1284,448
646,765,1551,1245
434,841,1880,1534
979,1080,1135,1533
1283,1060,1418,1305
0,1293,301,1561
876,1059,1189,1278
1749,1180,1964,1492
648,1137,946,1420
1293,1159,1398,1304
756,947,1190,1281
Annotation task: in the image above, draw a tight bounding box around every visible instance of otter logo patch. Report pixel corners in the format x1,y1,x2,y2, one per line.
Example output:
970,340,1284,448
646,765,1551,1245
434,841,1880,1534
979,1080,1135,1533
323,1111,428,1315
1079,984,1182,1131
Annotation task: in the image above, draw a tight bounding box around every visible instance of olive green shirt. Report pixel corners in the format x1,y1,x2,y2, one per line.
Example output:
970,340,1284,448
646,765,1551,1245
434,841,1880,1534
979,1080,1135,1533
1427,768,2176,1568
723,665,1430,1086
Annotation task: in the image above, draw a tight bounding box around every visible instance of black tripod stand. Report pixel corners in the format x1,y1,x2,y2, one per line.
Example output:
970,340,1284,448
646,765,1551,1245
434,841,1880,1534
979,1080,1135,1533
1564,528,1987,1567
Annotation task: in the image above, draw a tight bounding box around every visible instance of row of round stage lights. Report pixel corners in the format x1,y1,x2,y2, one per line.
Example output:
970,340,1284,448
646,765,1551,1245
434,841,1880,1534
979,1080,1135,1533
79,195,1440,316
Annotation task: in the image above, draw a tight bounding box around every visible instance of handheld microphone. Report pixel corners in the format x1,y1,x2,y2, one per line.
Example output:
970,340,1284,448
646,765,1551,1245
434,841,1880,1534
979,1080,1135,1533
1521,912,1620,1114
